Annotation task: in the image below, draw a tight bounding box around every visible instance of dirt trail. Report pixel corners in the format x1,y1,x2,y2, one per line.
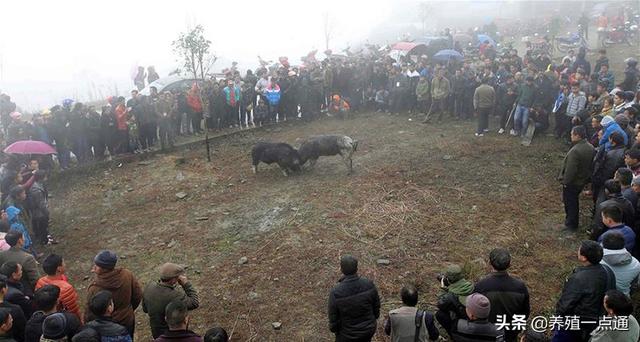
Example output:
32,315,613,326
49,112,579,341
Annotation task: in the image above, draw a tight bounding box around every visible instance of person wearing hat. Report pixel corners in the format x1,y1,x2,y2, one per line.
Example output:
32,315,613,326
435,264,474,337
328,255,380,342
41,312,71,341
142,263,200,338
25,285,81,342
449,293,504,341
85,250,141,337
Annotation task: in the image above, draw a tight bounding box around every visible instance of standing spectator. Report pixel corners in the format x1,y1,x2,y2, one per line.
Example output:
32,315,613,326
621,58,639,92
114,97,129,154
473,78,496,137
85,250,142,337
0,276,24,342
423,69,450,123
474,248,530,342
565,83,587,127
600,232,640,296
449,293,504,341
592,134,626,204
0,231,39,294
25,285,81,342
0,264,33,318
76,290,132,342
142,263,200,338
597,205,636,252
554,241,615,341
155,300,202,342
4,205,32,255
27,171,49,246
155,91,175,149
625,149,640,177
415,76,430,115
223,80,241,128
265,79,281,123
35,254,81,321
512,76,536,137
592,180,635,239
598,115,627,152
186,83,203,135
594,49,609,74
589,290,640,341
328,255,380,342
435,264,474,336
384,285,439,342
497,75,518,134
147,66,160,84
559,126,595,231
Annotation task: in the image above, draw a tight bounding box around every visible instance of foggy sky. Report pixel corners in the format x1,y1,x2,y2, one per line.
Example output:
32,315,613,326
0,0,392,110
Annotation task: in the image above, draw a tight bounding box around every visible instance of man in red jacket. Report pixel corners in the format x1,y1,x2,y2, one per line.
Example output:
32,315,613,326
36,254,81,321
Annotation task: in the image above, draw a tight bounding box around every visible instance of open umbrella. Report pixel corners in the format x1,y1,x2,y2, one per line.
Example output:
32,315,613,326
4,140,57,155
476,34,496,47
433,49,464,62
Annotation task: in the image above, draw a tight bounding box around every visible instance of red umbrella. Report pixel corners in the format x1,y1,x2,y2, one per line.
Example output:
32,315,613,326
3,140,57,155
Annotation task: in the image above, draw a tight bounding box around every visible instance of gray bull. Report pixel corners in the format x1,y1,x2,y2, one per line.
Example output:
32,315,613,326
298,135,359,174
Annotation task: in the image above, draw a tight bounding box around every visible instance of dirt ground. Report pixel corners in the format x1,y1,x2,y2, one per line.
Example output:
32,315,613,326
46,110,591,341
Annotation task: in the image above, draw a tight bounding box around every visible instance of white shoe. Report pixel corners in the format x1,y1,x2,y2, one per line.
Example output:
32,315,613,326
498,128,505,134
475,133,484,137
509,129,517,136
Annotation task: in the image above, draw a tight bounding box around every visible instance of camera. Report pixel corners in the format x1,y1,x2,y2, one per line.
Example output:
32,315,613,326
437,274,450,287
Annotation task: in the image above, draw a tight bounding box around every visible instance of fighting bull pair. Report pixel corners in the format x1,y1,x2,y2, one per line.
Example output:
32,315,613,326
251,135,358,176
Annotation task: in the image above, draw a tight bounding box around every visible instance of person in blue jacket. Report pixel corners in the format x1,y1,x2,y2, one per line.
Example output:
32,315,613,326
5,206,33,253
599,115,628,151
265,79,281,123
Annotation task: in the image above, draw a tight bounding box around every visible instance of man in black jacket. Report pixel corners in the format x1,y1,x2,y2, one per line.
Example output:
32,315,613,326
328,255,380,342
592,179,635,240
76,290,132,341
24,285,81,342
0,263,32,318
554,241,616,341
0,275,25,342
474,248,530,342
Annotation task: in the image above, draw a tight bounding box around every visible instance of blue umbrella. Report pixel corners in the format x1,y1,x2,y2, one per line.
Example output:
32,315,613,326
476,34,496,47
433,49,464,62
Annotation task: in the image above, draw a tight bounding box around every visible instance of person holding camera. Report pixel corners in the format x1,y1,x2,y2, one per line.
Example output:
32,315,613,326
142,263,200,338
435,264,474,337
384,284,439,342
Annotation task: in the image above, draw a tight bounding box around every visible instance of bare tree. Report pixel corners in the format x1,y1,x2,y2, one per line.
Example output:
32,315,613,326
172,25,217,80
323,12,334,51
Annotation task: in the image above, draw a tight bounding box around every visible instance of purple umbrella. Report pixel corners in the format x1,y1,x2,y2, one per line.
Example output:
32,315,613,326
4,140,57,155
